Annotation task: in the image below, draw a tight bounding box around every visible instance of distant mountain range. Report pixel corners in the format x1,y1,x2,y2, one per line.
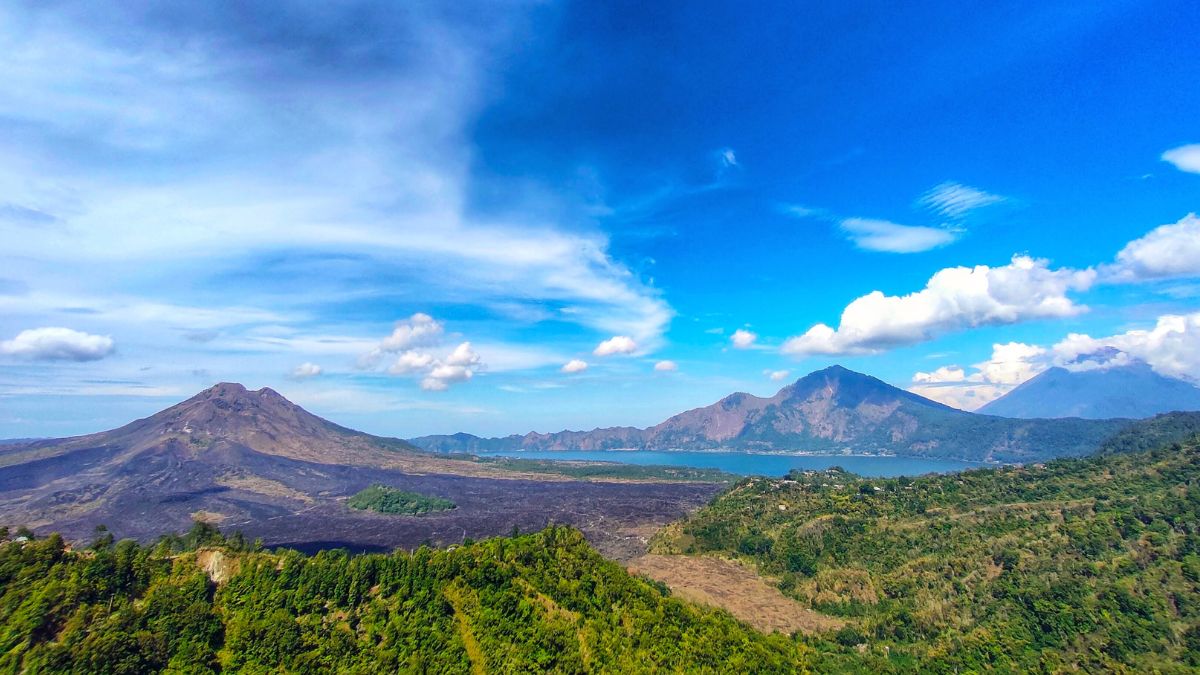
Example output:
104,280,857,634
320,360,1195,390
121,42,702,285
411,365,1128,463
979,358,1200,419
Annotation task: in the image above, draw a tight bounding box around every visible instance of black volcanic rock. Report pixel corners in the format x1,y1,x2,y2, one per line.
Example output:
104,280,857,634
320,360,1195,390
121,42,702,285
979,360,1200,419
410,365,1129,463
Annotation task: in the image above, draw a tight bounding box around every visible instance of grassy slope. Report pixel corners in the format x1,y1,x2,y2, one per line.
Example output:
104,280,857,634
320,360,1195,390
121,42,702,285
657,422,1200,672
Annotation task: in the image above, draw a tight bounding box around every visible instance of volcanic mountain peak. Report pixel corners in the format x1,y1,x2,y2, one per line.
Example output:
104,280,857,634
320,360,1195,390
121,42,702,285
776,364,955,411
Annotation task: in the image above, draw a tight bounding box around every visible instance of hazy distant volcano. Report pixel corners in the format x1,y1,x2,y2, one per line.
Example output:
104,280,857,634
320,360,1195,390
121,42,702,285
980,359,1200,419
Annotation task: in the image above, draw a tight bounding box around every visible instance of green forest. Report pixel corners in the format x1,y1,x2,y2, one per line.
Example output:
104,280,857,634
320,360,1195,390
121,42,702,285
658,413,1200,672
346,485,456,515
0,523,806,673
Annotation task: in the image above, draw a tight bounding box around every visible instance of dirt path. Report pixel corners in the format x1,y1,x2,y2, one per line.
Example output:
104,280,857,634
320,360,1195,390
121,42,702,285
628,554,845,635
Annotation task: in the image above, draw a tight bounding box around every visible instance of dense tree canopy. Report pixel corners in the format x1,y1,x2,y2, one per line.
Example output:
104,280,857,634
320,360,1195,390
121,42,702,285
661,427,1200,672
346,484,456,515
0,524,807,673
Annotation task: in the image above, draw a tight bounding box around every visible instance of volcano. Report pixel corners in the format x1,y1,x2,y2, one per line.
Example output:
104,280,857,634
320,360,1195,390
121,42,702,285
0,384,718,558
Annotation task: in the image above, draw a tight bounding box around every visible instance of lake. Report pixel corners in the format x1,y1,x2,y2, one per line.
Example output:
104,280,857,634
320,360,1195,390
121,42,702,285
474,449,990,478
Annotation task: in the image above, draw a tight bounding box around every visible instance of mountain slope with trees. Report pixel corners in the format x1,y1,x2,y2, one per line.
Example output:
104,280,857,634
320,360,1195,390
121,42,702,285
0,524,809,673
655,419,1200,671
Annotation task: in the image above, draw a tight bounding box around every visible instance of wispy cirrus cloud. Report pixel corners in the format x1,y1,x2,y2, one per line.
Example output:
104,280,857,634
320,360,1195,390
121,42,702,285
0,1,672,417
916,181,1005,219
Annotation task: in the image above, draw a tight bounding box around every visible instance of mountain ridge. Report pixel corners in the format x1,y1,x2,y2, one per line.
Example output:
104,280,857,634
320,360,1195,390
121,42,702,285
410,366,1128,462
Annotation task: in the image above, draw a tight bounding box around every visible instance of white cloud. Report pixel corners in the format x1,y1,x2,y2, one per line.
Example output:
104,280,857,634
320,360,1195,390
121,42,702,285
782,255,1095,356
361,314,444,370
912,365,965,383
764,369,790,381
730,329,758,349
909,342,1047,410
0,327,115,361
388,350,435,375
1109,213,1200,281
360,317,484,391
1051,313,1200,382
1162,144,1200,174
380,313,443,351
973,342,1047,385
290,362,322,379
445,341,482,368
654,360,678,372
594,335,637,356
421,363,473,391
720,148,738,167
560,358,588,374
917,181,1004,219
839,218,957,253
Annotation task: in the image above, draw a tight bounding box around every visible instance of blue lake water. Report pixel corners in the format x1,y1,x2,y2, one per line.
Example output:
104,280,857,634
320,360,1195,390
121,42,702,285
475,450,990,478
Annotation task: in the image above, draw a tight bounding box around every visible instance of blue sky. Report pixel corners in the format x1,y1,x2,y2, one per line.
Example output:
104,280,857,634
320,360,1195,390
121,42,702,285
1,0,1199,438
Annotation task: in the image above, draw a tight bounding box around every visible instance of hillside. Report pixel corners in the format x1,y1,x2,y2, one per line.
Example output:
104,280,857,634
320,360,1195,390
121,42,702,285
0,384,721,559
655,426,1200,671
412,366,1129,462
0,525,808,673
979,359,1200,419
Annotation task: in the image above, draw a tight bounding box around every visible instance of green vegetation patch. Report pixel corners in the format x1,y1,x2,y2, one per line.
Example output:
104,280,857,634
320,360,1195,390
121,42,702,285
347,484,456,514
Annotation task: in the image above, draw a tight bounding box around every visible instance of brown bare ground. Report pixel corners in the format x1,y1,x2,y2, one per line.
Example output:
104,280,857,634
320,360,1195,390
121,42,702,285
215,472,313,503
628,554,845,635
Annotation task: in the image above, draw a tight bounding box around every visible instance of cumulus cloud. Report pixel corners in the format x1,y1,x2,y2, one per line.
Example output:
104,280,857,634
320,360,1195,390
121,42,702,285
730,329,758,349
594,335,637,356
654,360,678,372
388,350,435,375
360,314,445,370
764,369,790,381
359,315,484,391
290,362,322,379
380,313,443,352
917,182,1005,219
421,362,474,391
839,218,957,253
1051,313,1200,382
1108,213,1200,281
560,359,588,374
0,327,115,361
1163,144,1200,174
445,341,482,368
909,342,1047,410
782,255,1095,356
